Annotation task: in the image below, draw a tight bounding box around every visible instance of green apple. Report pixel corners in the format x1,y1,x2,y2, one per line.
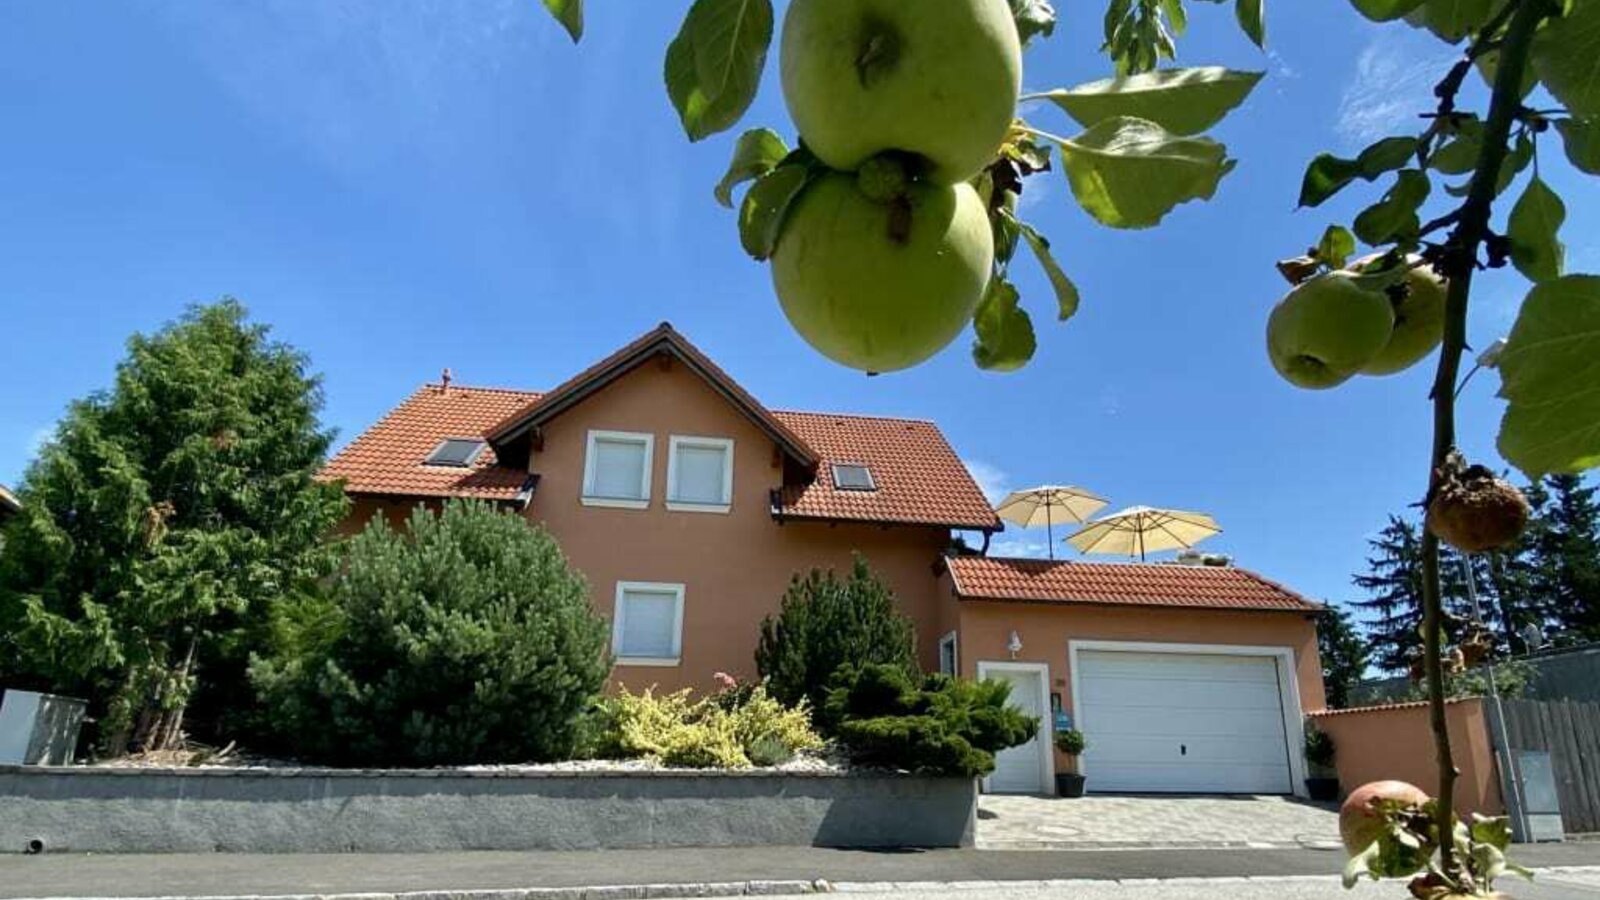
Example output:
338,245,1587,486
771,171,993,373
1353,255,1448,376
780,0,1022,185
1266,270,1396,389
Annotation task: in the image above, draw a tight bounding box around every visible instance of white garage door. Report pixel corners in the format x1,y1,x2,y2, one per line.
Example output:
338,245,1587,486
1076,649,1293,794
980,664,1049,794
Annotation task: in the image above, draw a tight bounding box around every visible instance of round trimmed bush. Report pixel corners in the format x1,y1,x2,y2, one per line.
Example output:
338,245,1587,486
251,499,611,766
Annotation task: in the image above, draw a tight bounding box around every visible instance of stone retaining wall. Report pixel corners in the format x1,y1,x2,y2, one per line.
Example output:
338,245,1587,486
0,765,975,853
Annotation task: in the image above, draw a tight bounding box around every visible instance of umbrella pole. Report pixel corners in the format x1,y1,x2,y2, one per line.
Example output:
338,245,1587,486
1046,498,1054,560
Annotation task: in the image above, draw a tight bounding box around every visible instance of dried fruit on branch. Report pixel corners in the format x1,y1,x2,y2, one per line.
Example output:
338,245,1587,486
1425,459,1531,553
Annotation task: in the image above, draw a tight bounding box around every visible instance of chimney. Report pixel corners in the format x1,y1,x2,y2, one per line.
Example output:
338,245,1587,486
440,367,453,394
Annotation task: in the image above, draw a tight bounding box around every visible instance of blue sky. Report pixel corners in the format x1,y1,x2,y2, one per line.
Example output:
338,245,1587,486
1,1,1594,611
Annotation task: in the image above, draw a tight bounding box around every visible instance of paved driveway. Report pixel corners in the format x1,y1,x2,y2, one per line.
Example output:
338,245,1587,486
977,794,1344,850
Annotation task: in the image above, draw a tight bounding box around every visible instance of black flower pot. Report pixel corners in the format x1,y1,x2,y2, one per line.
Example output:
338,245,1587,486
1305,776,1340,802
1055,773,1087,798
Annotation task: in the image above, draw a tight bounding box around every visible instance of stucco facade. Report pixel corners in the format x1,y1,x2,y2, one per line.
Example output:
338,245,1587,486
343,358,954,693
941,580,1325,777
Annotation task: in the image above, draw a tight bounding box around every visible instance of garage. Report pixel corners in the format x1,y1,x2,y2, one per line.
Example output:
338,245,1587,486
1073,646,1297,794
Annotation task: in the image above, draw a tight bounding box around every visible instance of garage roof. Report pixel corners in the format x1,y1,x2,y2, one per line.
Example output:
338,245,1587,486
946,555,1320,612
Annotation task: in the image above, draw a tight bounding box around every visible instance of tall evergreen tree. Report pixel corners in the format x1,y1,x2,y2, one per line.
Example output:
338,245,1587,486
0,301,347,754
1351,516,1473,674
1317,604,1370,709
1533,475,1600,642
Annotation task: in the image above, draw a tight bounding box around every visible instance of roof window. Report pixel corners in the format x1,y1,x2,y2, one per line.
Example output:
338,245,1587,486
832,463,876,492
425,438,486,468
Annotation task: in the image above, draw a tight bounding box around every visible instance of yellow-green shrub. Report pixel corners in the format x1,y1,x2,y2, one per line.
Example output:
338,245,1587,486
601,681,822,768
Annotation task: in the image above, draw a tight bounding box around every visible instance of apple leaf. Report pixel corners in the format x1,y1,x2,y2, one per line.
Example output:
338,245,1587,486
714,128,788,208
664,0,773,142
1163,0,1189,36
1057,116,1235,229
1359,137,1421,177
1352,169,1430,245
1428,120,1483,175
1533,0,1600,119
738,165,811,260
972,277,1038,371
1010,0,1058,45
1298,136,1417,207
1475,47,1539,100
1349,0,1427,21
1556,118,1600,175
1015,218,1082,321
540,0,583,42
1031,68,1264,136
1507,177,1566,284
1235,0,1266,48
1317,224,1357,269
1498,275,1600,477
1407,0,1494,43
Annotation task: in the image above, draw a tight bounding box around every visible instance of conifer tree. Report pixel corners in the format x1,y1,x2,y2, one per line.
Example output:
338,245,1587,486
0,301,346,754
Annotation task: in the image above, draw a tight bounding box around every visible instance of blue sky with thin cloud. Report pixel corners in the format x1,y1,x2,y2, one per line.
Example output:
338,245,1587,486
1,1,1594,613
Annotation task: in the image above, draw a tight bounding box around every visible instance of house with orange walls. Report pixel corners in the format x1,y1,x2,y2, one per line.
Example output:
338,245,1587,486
322,324,1325,797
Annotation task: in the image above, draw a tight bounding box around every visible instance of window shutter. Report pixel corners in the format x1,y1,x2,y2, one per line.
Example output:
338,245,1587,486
618,589,678,658
592,439,647,499
673,443,728,504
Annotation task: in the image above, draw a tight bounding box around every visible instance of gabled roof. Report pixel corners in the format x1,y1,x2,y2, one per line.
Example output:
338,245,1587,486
771,411,999,530
489,323,818,470
321,385,539,501
945,555,1319,612
318,326,1000,530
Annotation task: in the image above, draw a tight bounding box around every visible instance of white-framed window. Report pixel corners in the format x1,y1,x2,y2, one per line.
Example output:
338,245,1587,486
582,430,654,508
938,631,959,676
666,435,734,513
612,581,685,666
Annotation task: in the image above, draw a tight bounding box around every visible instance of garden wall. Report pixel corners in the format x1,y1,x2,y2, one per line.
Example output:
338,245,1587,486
1309,697,1502,817
0,765,975,853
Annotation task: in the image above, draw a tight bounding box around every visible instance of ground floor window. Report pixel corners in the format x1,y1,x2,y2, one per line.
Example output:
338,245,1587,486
612,581,685,666
938,631,958,676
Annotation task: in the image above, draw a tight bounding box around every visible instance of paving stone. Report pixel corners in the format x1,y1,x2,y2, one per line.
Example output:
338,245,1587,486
976,795,1341,851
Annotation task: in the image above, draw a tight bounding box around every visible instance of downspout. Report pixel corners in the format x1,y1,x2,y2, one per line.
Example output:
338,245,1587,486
1460,556,1530,842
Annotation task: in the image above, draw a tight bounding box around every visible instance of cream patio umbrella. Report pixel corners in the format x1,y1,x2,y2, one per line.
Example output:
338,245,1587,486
994,485,1109,560
1066,505,1221,561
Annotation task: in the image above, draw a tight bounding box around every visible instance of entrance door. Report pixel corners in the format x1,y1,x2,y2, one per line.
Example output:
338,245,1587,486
978,662,1050,794
1076,649,1293,794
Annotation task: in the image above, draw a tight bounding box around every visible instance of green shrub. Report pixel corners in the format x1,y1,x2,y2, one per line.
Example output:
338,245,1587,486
249,499,611,766
1304,723,1336,770
824,664,1038,777
600,679,824,768
1054,728,1087,756
755,555,918,723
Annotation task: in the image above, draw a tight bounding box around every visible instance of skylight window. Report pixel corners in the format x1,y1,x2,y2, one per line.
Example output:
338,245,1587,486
425,438,485,468
832,463,876,492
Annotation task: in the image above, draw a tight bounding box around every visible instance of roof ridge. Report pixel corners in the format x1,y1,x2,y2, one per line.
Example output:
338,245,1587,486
420,382,545,397
770,408,937,424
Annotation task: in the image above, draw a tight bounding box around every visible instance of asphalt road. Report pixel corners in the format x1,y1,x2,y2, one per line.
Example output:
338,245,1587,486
832,869,1600,899
0,844,1596,898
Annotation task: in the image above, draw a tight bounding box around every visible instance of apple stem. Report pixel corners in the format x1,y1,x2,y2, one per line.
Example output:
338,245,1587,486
1417,0,1550,885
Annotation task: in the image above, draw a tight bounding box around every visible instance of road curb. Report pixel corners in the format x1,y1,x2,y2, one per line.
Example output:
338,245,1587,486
6,881,835,900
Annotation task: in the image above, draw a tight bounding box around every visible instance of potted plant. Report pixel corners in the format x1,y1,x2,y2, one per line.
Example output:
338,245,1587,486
1053,728,1087,798
1304,722,1339,801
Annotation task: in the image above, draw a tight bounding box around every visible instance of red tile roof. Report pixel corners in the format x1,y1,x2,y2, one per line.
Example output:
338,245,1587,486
320,326,1000,530
945,556,1320,612
321,385,540,501
490,324,818,469
771,411,998,529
